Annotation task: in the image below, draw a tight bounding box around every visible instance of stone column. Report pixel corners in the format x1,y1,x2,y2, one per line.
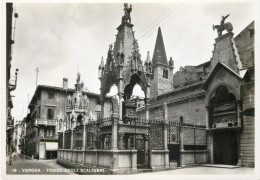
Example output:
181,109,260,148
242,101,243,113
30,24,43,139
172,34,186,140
118,93,123,120
205,106,210,129
164,121,169,168
62,131,65,149
208,131,214,164
71,130,74,149
179,118,184,151
100,101,104,121
179,118,184,166
145,100,150,120
236,131,242,166
236,100,241,127
82,125,86,165
82,125,86,150
111,113,119,150
144,135,149,167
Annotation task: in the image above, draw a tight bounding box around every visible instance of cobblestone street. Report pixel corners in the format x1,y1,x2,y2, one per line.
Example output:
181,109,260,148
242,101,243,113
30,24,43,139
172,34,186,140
6,155,76,175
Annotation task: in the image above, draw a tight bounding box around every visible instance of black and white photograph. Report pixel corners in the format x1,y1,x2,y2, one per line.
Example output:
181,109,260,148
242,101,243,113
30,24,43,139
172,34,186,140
1,0,259,179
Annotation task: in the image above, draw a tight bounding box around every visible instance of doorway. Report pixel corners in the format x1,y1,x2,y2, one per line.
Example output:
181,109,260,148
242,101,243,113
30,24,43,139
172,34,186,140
213,131,238,165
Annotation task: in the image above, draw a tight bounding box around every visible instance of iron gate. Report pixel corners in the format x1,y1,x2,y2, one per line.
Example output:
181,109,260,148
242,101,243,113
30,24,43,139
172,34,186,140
168,121,180,167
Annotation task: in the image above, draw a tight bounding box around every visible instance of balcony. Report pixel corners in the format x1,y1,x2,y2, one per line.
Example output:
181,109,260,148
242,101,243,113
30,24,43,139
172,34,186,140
36,119,57,126
9,69,18,91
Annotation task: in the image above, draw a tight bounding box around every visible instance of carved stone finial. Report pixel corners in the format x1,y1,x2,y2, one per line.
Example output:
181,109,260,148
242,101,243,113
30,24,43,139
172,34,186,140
146,51,151,63
169,57,174,67
213,14,233,37
101,56,104,67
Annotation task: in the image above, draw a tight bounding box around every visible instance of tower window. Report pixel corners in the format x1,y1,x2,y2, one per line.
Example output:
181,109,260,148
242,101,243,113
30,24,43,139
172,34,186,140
163,69,168,79
48,92,55,99
47,109,54,119
249,29,254,38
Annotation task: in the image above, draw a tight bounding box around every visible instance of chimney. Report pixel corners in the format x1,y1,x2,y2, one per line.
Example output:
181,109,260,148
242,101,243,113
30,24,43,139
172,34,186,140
63,78,68,89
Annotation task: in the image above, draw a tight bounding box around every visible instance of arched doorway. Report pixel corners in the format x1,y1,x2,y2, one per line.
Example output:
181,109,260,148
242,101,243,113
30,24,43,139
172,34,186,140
208,86,238,165
76,114,83,126
123,74,146,120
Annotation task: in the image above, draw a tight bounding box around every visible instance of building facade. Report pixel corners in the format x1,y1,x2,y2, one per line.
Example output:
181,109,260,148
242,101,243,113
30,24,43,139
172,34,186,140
6,3,19,156
13,120,22,154
23,75,112,159
56,4,254,172
137,18,254,167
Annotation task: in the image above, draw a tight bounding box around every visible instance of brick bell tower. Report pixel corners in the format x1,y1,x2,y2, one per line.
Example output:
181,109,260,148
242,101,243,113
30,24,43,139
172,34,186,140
150,27,174,98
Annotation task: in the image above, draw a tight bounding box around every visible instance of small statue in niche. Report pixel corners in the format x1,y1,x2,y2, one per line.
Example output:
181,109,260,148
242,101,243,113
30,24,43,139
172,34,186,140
74,97,77,108
83,94,89,109
76,72,80,84
67,94,72,107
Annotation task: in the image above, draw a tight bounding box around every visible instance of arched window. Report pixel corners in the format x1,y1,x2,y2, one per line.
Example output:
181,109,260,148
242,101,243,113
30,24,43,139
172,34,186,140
209,86,237,128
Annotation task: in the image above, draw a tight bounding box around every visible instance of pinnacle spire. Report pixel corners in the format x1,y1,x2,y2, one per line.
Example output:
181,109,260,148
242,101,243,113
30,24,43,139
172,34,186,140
152,27,168,65
146,51,151,63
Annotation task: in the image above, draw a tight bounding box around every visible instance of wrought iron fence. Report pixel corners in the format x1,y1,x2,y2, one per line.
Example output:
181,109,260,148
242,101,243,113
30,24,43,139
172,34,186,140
149,119,164,150
64,130,71,149
168,121,180,168
59,116,207,169
58,132,63,149
73,125,84,149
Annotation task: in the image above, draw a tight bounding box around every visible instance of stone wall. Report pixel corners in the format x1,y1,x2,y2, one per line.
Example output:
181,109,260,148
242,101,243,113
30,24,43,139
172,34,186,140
57,149,138,173
40,89,67,120
211,32,239,73
139,85,206,126
150,64,173,98
88,96,112,119
183,126,207,146
234,21,254,69
240,75,254,167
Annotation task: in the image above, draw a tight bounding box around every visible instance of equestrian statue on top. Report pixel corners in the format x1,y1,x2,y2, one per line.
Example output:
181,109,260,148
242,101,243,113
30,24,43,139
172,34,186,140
122,3,132,24
213,14,233,37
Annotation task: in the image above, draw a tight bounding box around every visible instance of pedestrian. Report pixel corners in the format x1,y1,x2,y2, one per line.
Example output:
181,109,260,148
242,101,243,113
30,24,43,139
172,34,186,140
13,148,17,161
9,151,13,165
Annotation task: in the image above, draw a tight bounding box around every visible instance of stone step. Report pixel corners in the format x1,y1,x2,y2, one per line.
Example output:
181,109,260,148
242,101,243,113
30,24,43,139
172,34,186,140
200,164,240,169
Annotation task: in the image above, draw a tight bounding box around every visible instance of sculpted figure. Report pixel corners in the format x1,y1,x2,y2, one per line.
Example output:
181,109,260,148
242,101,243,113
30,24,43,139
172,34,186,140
213,14,233,37
122,3,132,24
77,72,80,84
67,94,72,106
83,94,89,109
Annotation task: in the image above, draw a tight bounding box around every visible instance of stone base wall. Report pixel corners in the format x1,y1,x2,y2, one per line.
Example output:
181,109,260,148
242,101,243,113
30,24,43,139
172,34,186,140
150,150,169,170
180,150,208,166
58,149,172,173
57,149,137,172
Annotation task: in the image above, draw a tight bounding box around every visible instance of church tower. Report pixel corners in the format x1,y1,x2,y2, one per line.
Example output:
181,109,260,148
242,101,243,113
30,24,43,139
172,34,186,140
150,27,174,98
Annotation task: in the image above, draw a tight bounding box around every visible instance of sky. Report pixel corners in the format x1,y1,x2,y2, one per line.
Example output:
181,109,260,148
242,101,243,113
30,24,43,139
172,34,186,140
8,2,256,120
